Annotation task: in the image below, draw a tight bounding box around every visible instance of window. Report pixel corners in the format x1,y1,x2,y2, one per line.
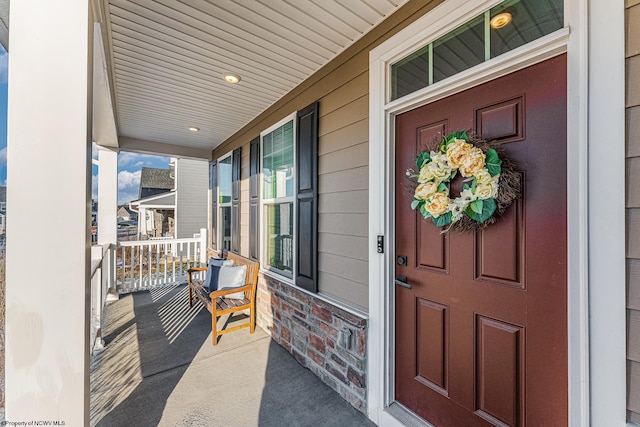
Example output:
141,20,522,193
251,102,318,292
391,0,564,100
218,154,232,251
211,148,241,253
261,117,295,278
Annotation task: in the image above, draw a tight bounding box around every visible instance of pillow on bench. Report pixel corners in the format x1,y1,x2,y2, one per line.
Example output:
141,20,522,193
217,264,247,299
203,258,233,291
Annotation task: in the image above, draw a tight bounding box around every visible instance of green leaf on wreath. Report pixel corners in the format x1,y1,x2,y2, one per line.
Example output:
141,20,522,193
471,178,477,193
442,131,469,152
470,199,483,214
411,199,420,210
432,211,453,227
465,198,496,222
485,149,502,177
437,182,447,192
416,151,431,169
420,204,431,218
463,183,470,191
450,130,469,142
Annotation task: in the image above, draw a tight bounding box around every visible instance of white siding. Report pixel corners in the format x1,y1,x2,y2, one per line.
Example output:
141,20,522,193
175,158,209,238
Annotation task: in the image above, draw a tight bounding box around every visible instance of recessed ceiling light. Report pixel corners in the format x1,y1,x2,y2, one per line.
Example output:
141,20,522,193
490,12,512,29
188,126,200,132
223,73,241,84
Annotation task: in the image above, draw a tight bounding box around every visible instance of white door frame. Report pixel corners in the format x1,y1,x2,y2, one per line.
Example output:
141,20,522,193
367,0,626,426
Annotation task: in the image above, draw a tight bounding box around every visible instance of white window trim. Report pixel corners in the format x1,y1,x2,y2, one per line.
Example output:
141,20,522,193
216,151,233,252
259,112,297,282
367,0,625,426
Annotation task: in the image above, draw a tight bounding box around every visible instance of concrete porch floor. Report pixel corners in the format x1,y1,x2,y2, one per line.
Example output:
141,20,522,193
90,284,375,427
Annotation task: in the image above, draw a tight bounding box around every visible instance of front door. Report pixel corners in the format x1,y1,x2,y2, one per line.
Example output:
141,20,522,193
394,55,567,426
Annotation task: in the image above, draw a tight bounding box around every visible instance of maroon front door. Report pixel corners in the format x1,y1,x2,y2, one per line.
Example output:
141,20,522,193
394,55,567,427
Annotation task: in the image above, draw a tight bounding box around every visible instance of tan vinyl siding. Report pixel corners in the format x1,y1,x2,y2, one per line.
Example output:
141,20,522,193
627,0,640,421
318,118,368,156
315,74,369,310
319,166,368,194
629,107,640,157
212,0,443,312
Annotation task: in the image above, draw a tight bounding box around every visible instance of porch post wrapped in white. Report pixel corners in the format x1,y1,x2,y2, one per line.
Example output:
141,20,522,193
97,146,118,246
6,0,93,425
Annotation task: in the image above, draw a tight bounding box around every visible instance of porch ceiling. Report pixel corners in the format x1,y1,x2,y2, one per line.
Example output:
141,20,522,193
99,0,408,157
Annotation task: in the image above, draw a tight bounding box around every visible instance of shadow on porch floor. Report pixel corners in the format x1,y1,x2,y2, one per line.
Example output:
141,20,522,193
90,284,375,427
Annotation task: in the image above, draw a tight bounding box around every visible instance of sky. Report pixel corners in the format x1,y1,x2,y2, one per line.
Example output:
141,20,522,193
92,148,170,206
0,44,170,206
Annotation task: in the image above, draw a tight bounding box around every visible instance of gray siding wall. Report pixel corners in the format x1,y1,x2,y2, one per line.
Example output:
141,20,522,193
175,158,209,238
628,0,640,423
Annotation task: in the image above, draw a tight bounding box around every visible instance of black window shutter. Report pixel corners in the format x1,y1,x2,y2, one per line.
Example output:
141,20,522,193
295,101,319,292
249,137,260,261
210,161,217,249
231,147,241,254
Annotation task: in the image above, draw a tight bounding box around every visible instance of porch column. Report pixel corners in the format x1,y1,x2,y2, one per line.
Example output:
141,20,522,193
138,207,147,235
97,145,118,245
587,0,626,424
6,0,92,425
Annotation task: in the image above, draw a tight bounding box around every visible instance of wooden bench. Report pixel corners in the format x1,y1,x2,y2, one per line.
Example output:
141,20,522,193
187,251,259,346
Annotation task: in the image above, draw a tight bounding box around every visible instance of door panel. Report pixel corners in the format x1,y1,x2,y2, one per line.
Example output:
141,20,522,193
395,55,567,426
475,192,524,288
417,215,448,271
416,298,449,393
475,315,524,427
476,96,525,143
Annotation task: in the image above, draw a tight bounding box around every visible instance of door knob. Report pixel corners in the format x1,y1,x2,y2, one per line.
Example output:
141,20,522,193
395,275,412,289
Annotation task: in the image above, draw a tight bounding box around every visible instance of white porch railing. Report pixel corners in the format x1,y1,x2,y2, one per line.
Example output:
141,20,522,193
90,243,116,354
116,228,207,293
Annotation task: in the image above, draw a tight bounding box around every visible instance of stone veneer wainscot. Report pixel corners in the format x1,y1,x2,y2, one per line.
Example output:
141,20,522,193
256,275,368,413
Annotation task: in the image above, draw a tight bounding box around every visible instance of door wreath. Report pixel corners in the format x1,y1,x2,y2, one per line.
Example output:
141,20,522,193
406,131,521,233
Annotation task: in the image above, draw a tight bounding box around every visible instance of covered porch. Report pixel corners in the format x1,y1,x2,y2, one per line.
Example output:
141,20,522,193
90,283,373,427
3,0,629,426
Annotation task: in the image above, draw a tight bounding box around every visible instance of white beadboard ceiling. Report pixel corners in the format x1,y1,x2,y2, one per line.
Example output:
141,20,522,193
102,0,408,156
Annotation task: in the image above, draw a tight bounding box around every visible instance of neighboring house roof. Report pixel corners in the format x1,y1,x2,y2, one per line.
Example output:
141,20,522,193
138,167,174,199
118,206,136,215
129,191,176,209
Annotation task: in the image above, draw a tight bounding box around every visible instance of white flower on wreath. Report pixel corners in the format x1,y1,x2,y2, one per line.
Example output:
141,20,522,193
474,169,500,199
448,188,478,222
414,181,439,201
418,151,452,183
458,187,477,204
448,202,465,222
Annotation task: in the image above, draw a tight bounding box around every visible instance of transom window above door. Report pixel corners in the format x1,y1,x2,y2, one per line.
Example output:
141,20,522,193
391,0,564,100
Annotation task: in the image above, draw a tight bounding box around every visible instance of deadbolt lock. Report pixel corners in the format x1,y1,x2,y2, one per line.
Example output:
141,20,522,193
397,256,407,266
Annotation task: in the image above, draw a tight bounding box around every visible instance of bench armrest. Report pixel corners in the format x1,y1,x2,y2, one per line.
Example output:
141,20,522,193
188,267,208,285
210,284,252,299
